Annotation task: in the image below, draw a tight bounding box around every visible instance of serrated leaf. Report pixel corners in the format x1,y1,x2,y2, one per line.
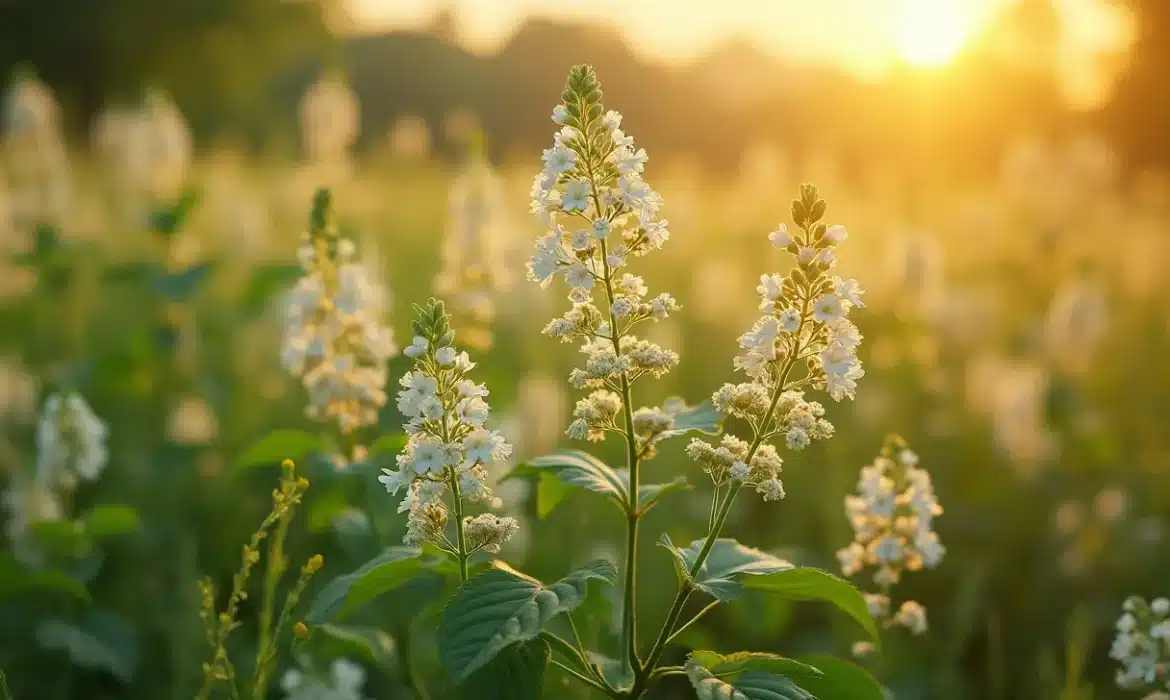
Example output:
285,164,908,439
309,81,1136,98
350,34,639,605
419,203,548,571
315,624,397,671
689,651,823,685
35,612,137,683
744,568,879,641
306,547,451,624
236,429,326,470
660,536,792,602
438,559,617,683
506,451,629,515
794,654,886,700
637,476,691,513
535,473,570,519
83,505,141,538
0,554,90,603
461,637,549,700
686,661,813,700
654,400,723,443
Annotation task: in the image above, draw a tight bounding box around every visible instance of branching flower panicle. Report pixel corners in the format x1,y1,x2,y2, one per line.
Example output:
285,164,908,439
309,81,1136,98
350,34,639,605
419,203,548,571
1111,596,1170,695
282,189,397,438
2,71,72,229
838,436,944,639
435,139,510,350
526,65,681,448
378,299,516,560
690,184,862,502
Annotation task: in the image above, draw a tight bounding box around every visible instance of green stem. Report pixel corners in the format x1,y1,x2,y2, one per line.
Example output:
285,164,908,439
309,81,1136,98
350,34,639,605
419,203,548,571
665,600,721,646
635,351,802,695
251,510,291,697
448,467,470,583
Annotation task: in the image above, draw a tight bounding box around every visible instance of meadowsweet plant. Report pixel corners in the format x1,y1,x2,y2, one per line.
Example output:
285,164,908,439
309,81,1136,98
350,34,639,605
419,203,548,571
837,436,944,653
299,66,888,700
378,298,516,578
434,136,509,350
3,391,108,565
1111,596,1170,697
282,189,397,448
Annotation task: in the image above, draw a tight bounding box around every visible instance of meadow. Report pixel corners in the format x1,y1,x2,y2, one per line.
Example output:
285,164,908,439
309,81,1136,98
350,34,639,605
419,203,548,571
1,67,1169,700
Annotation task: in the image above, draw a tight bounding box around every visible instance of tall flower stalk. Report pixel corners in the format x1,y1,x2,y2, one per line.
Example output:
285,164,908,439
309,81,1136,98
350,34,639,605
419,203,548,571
379,299,516,581
639,182,865,693
527,65,680,678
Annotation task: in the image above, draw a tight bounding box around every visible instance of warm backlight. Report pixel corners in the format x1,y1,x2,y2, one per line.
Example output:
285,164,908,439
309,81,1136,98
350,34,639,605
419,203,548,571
893,0,973,67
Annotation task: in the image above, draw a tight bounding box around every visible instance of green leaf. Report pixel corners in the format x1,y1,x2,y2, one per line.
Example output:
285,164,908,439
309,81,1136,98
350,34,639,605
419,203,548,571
461,637,549,700
744,568,879,641
367,433,408,456
659,536,792,602
236,429,326,470
688,651,823,687
307,486,350,533
535,473,569,519
686,652,814,700
83,505,141,538
149,190,199,237
241,263,304,316
654,400,723,443
31,520,93,558
506,451,629,515
794,654,886,700
35,612,137,683
307,547,452,624
587,652,634,691
152,262,213,301
637,476,691,513
314,624,398,671
0,554,90,603
438,559,617,683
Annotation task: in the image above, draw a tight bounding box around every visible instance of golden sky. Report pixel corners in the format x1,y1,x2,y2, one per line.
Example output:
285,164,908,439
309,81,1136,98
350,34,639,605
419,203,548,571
345,0,1132,103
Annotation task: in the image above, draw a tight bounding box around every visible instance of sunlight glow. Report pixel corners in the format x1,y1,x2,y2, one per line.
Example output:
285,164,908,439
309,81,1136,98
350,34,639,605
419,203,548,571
892,0,973,67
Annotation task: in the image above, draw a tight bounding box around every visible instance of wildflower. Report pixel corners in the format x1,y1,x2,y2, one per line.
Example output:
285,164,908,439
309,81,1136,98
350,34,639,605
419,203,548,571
434,142,510,350
689,185,861,503
838,436,943,636
2,71,72,229
526,65,681,448
299,76,360,165
35,392,108,488
378,299,517,552
1111,596,1170,693
282,190,397,438
281,658,368,700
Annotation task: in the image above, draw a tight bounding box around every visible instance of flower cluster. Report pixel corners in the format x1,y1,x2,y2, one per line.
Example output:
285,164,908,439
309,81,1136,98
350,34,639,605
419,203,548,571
35,392,109,489
377,299,517,553
2,71,71,229
434,143,509,350
3,392,108,566
688,185,860,502
524,66,683,451
92,89,192,202
281,658,368,700
837,436,944,637
281,189,397,437
1111,596,1170,695
299,76,360,165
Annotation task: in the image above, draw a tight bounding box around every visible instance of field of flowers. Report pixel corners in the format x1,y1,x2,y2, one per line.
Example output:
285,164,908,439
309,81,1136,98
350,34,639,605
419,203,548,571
1,64,1169,700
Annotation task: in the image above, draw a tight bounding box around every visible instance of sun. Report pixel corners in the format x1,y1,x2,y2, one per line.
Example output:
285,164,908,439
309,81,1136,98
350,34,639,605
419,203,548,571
893,0,974,67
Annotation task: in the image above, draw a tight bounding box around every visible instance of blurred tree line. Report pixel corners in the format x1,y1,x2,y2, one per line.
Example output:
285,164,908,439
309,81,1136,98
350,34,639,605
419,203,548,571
0,0,1167,177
